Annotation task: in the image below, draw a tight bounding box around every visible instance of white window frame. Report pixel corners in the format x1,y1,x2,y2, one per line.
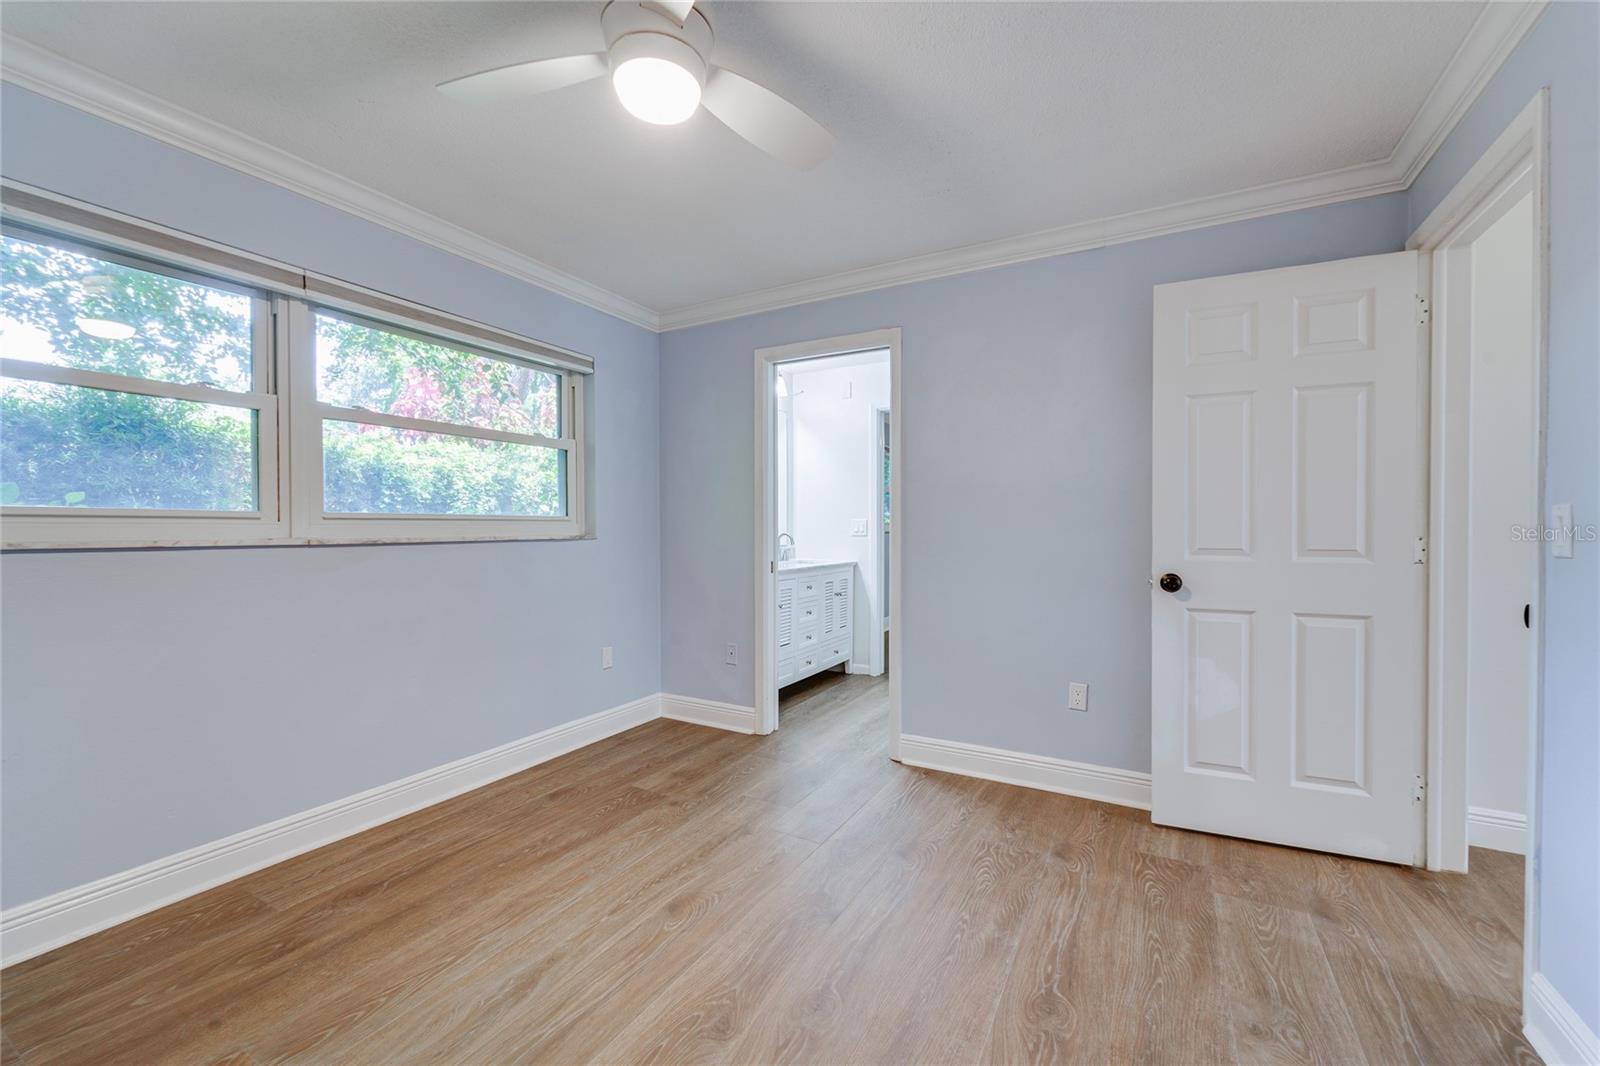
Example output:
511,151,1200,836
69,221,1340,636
0,225,288,547
1,183,593,549
285,301,586,543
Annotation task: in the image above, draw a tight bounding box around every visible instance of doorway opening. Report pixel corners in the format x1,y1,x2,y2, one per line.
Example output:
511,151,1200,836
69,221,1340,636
755,329,901,756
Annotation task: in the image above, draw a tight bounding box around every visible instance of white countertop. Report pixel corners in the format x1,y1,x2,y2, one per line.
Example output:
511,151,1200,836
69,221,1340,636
777,559,851,572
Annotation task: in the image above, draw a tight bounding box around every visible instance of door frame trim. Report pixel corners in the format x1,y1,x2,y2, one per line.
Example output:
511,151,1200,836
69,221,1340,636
1409,86,1548,863
1407,89,1548,1008
753,328,902,755
862,404,891,678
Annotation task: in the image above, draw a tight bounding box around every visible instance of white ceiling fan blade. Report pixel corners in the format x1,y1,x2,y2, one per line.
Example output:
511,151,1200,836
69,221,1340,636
438,53,608,105
642,0,696,26
701,67,834,170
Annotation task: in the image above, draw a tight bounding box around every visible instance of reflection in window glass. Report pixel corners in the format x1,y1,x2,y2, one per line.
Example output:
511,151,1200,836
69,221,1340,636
315,314,560,439
0,233,253,391
0,378,256,510
322,419,563,517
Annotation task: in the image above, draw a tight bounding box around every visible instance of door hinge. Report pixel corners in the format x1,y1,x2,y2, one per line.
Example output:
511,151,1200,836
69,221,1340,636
1413,775,1427,804
1413,536,1428,564
1416,294,1431,326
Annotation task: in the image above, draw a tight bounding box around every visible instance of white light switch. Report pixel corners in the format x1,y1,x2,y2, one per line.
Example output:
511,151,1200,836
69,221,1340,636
1552,503,1574,559
601,646,614,670
725,643,738,666
1068,682,1088,711
851,519,868,536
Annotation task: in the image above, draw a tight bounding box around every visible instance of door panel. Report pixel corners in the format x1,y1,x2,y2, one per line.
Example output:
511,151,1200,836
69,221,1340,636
1293,383,1372,559
1185,609,1253,776
1187,393,1255,557
1152,251,1426,864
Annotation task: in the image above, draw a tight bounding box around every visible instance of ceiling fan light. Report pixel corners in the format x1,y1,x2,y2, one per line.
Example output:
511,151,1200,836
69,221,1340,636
610,33,705,126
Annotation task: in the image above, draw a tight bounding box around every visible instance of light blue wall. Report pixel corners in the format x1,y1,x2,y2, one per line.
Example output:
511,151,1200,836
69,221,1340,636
660,192,1410,773
1409,1,1600,1031
0,87,663,908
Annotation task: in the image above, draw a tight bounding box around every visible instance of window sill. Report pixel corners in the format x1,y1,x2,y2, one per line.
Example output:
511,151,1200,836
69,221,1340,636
2,531,594,552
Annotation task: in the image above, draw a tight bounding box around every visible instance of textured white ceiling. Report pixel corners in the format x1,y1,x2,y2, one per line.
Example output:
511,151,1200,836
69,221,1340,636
1,1,1483,314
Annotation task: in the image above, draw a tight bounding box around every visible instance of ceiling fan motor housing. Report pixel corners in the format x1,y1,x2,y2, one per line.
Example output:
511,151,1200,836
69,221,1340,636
602,1,713,84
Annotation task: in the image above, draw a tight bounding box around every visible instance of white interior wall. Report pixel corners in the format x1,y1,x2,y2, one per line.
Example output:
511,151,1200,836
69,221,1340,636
788,353,891,670
1466,191,1537,825
775,390,793,542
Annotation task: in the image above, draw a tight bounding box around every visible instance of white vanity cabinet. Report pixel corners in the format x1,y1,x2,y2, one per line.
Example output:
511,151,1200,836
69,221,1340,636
776,562,853,687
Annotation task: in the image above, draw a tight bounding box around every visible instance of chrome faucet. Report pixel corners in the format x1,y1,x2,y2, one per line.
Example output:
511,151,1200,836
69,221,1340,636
777,532,795,562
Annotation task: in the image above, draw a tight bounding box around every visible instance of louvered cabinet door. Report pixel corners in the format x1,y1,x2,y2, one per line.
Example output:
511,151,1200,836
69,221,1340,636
777,579,796,653
821,570,852,637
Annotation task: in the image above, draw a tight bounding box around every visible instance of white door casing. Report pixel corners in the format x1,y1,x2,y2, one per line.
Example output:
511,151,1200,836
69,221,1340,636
1151,251,1429,865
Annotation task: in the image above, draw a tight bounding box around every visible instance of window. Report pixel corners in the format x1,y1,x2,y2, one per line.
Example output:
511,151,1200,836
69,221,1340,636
1,187,591,547
289,308,584,540
1,228,282,543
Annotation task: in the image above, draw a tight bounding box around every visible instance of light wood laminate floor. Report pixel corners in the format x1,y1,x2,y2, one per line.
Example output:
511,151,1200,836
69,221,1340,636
2,671,1535,1064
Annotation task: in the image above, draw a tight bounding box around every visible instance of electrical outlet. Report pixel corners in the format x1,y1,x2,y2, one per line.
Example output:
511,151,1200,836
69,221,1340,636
601,646,614,670
1068,682,1089,711
725,643,738,666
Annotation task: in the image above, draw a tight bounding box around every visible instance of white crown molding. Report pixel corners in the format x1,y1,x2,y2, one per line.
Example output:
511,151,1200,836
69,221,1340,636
898,734,1152,811
0,37,661,331
1,1,1547,335
1391,0,1551,188
657,158,1407,329
654,0,1548,330
0,692,662,967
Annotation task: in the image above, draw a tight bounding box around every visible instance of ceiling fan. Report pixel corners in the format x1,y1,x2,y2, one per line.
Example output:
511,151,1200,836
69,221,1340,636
437,0,834,169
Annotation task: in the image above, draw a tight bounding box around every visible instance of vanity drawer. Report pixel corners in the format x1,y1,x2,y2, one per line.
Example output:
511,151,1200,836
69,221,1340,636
820,636,851,665
794,622,820,652
795,575,823,601
795,599,821,628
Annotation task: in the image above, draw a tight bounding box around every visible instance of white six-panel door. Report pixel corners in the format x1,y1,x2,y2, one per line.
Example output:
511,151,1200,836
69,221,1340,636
1151,251,1428,865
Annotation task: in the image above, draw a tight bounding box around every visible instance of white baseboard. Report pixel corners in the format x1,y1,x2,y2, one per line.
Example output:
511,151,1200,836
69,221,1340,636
0,693,660,968
660,693,758,734
1468,805,1528,854
1526,972,1600,1066
898,734,1152,811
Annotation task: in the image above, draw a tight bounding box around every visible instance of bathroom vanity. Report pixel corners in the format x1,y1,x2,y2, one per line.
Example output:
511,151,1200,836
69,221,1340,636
776,561,854,687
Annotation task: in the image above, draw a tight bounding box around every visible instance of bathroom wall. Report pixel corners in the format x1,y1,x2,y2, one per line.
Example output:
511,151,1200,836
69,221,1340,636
787,353,891,669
